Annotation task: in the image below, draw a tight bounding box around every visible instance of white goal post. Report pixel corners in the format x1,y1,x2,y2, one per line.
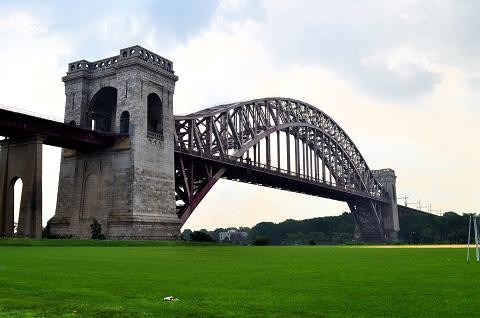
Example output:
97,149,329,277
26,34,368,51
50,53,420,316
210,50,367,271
467,214,479,264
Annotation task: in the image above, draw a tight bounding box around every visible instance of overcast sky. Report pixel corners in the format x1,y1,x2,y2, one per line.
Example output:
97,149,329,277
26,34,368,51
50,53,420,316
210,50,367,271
0,0,478,230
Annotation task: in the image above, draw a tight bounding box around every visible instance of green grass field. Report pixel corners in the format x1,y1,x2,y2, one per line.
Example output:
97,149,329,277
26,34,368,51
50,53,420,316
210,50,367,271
0,240,479,317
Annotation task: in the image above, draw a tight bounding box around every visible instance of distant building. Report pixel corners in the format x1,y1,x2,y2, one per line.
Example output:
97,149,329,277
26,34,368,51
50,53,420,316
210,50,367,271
219,229,248,243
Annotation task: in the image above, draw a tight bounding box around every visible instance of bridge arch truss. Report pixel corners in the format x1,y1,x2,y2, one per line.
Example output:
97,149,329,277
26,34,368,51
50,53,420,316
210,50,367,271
174,98,394,241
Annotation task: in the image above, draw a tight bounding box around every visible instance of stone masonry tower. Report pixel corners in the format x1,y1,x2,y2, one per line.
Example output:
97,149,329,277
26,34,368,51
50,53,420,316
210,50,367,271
50,46,181,239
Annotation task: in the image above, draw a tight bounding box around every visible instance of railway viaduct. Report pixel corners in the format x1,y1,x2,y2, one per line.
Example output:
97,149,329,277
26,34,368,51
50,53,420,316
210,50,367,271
0,46,402,241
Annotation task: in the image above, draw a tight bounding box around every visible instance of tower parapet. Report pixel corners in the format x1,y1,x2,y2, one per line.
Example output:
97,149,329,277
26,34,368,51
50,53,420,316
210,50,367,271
67,45,174,76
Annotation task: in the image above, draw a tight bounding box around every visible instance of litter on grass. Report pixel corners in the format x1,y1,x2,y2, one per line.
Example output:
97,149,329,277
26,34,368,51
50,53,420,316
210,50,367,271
163,296,179,301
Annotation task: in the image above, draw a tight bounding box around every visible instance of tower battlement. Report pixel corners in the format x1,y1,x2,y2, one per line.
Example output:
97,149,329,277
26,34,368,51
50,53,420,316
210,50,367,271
372,168,397,195
67,45,174,75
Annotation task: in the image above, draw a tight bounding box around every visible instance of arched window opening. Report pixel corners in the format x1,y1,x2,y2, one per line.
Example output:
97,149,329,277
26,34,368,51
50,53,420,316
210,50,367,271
69,120,76,126
89,87,117,132
147,93,163,135
120,111,130,134
12,178,23,234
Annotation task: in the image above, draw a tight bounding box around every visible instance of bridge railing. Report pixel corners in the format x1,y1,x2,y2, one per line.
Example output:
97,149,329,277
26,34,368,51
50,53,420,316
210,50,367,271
175,145,386,200
0,104,64,123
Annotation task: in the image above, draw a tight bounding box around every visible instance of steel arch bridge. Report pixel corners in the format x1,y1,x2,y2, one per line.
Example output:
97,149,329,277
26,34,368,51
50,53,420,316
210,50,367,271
174,97,399,242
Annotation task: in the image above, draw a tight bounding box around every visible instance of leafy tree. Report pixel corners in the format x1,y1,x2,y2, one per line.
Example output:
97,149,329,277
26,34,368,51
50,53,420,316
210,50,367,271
208,210,471,245
399,211,470,244
252,235,271,246
181,229,192,241
285,232,305,245
190,231,214,242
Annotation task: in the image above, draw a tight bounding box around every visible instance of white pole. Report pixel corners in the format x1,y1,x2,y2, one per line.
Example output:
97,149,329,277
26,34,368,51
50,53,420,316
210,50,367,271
467,215,472,264
474,214,479,262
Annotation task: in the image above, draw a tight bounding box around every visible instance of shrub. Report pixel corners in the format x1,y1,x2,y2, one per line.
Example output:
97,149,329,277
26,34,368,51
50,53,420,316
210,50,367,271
42,220,52,239
90,219,106,240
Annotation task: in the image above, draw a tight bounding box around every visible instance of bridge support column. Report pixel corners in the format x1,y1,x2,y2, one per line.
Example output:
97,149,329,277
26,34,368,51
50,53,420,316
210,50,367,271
0,136,43,238
51,46,181,240
348,169,400,242
348,200,385,242
372,169,400,241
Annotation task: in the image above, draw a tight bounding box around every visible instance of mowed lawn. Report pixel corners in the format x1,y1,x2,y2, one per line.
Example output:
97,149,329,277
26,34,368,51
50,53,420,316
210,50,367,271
0,241,479,317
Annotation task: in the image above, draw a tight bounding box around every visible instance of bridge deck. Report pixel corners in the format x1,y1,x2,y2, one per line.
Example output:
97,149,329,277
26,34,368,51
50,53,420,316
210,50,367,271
397,205,440,218
176,149,390,204
0,108,120,150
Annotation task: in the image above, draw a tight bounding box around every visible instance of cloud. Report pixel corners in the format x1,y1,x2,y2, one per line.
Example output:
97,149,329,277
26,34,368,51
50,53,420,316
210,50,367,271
0,10,69,114
0,11,47,35
1,1,479,230
360,47,443,100
235,1,479,102
0,10,70,224
170,2,480,229
218,0,247,11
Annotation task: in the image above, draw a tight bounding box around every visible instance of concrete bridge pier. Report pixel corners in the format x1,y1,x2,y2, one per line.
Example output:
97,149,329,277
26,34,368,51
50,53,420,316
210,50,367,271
0,135,43,238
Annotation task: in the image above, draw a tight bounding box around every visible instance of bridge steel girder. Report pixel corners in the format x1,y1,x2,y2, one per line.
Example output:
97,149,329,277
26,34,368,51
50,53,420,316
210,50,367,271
174,97,399,242
0,108,118,150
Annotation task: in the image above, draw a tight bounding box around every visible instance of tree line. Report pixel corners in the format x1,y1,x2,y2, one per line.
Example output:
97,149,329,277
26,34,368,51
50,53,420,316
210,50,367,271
183,211,476,245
